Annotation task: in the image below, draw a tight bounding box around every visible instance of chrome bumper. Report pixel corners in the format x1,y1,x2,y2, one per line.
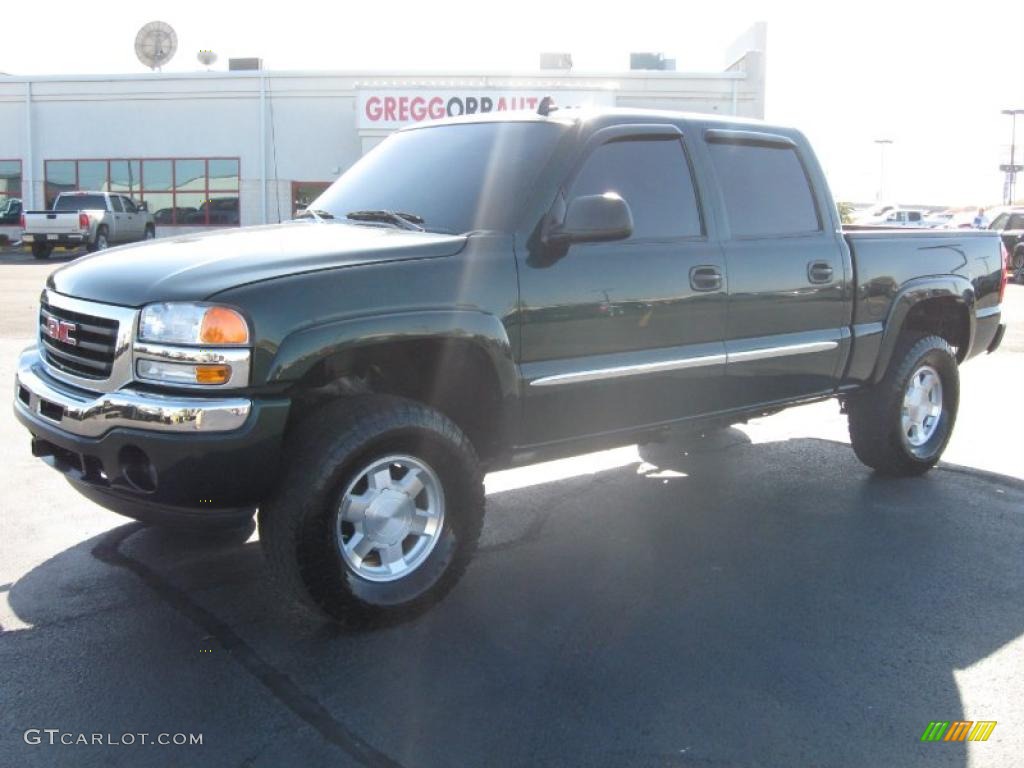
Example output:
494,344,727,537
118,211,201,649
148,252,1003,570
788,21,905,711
14,349,252,438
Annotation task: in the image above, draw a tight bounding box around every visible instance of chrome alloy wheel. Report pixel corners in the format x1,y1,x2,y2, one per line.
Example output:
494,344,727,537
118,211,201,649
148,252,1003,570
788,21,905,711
901,365,943,448
335,455,445,582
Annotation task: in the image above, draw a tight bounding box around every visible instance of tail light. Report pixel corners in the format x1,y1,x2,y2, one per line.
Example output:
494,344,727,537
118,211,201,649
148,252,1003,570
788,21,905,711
19,213,25,230
998,241,1008,303
78,212,89,231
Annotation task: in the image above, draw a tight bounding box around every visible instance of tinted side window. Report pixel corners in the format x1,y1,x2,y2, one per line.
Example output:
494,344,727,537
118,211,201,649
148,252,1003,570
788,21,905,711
1007,214,1024,230
989,213,1009,230
121,197,137,213
109,196,123,212
707,142,820,236
569,138,702,238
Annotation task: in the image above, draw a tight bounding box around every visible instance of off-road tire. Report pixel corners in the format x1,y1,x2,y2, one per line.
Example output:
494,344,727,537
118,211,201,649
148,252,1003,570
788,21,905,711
259,395,484,625
847,334,959,476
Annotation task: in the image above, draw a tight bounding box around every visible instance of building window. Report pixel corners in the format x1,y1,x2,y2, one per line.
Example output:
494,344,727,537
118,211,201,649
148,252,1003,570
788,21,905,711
0,160,22,224
44,158,240,227
291,181,332,218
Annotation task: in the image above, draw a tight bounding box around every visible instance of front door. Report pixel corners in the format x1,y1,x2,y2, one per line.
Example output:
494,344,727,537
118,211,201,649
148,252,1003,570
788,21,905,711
517,124,728,446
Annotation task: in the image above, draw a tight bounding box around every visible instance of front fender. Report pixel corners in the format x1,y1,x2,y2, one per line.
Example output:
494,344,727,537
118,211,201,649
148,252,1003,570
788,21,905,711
871,274,975,384
267,309,519,402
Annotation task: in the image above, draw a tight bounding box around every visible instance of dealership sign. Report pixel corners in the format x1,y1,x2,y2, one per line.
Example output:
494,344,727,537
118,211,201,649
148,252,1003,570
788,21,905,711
357,90,615,130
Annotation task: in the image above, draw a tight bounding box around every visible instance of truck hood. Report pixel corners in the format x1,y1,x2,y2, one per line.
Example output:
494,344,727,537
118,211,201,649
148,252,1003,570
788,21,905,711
47,221,468,307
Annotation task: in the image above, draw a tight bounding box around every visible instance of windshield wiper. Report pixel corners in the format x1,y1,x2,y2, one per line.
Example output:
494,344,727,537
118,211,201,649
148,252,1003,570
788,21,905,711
346,210,425,231
297,208,335,222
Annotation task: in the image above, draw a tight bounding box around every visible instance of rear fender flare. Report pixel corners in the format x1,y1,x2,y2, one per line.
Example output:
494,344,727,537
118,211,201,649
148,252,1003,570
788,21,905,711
871,275,975,384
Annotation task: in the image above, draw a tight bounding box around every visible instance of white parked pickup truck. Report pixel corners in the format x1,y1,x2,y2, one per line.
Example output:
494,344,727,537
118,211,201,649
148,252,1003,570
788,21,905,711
21,191,156,259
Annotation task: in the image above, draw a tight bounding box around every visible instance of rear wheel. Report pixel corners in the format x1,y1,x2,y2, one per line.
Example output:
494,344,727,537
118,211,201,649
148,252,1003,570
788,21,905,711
86,227,108,253
847,334,959,476
259,395,484,625
31,242,52,260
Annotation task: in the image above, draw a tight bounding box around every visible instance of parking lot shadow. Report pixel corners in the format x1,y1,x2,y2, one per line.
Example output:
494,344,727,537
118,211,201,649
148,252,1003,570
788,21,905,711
4,435,1022,767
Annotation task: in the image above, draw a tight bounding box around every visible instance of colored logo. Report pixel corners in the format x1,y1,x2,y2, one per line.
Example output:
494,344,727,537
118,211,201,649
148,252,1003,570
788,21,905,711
44,316,77,346
921,721,997,742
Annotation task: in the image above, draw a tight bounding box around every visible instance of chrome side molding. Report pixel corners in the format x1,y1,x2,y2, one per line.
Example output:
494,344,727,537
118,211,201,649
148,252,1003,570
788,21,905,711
529,340,838,387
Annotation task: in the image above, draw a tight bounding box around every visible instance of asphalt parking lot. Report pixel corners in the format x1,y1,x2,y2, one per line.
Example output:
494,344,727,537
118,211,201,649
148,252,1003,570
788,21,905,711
1,248,1022,767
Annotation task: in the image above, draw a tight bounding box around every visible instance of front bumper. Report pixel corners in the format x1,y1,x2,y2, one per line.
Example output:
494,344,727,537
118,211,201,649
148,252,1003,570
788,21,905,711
14,348,290,515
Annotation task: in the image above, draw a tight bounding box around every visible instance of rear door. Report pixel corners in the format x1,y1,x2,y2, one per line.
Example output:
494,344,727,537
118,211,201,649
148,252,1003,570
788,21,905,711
700,129,850,408
518,123,728,445
119,196,144,240
108,194,127,241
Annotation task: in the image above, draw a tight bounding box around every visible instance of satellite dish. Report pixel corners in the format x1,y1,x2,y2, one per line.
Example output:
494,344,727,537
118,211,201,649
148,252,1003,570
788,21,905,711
197,50,218,68
135,21,178,70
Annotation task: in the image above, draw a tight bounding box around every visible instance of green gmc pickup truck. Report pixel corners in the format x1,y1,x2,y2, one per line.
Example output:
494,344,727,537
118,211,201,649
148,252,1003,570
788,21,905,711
14,107,1008,623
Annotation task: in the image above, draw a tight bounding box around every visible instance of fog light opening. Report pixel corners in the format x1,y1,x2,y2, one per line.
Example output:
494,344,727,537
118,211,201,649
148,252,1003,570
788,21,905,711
119,445,157,493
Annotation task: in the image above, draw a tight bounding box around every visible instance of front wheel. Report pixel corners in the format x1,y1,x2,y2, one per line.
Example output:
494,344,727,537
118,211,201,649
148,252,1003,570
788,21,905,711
144,225,156,240
847,334,959,476
259,395,484,625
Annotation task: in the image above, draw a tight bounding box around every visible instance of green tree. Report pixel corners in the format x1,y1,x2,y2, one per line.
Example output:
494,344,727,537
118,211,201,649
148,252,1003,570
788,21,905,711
837,201,855,225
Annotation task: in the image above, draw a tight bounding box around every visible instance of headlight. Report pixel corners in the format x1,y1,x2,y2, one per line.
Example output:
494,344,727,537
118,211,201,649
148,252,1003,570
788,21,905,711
138,303,249,345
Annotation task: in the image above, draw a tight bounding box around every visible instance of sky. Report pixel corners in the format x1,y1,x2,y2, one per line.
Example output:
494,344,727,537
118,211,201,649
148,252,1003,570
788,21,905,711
4,0,1024,206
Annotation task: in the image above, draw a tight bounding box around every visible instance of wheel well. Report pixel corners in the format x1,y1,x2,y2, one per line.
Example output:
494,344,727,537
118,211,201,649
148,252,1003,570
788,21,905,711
286,339,505,462
901,298,970,361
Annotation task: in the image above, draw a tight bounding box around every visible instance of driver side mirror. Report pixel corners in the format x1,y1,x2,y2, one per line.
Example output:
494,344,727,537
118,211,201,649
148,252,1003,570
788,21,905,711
548,193,633,245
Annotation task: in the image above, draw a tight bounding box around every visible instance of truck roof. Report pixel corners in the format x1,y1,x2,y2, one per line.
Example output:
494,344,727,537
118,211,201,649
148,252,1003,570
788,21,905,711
399,106,802,140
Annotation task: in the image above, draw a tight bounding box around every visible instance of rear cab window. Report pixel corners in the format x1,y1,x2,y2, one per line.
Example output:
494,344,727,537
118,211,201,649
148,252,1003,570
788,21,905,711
54,194,108,211
705,133,821,237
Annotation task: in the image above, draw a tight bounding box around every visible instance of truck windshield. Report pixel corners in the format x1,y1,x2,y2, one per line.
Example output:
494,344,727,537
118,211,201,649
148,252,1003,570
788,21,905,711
54,194,107,211
310,122,568,234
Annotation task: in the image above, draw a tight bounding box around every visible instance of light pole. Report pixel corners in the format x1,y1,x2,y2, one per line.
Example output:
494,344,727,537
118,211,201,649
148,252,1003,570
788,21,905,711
874,139,893,202
1001,109,1023,205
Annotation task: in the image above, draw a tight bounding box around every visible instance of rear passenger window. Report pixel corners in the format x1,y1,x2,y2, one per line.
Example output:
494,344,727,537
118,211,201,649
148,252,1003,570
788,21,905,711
707,141,820,237
109,196,123,212
569,138,702,239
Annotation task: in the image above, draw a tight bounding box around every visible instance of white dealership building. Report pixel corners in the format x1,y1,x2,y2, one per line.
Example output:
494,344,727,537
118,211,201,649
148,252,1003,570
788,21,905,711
0,24,766,239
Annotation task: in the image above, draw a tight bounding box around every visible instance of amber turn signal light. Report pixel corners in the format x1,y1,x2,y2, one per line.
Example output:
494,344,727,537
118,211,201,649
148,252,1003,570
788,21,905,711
194,365,232,385
200,307,249,344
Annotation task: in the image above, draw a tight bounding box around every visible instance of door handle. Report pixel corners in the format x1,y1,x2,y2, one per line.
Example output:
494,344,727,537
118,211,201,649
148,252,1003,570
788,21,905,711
690,265,723,292
807,260,834,284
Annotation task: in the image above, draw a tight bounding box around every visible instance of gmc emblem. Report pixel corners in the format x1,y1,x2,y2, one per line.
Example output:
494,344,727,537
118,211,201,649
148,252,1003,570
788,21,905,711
45,317,77,346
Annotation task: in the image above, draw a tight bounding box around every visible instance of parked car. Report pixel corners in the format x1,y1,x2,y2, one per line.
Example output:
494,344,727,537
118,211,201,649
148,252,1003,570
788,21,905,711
923,211,954,228
866,208,929,227
987,207,1024,281
0,196,22,226
852,203,897,224
153,207,197,226
13,108,1007,623
182,197,240,227
21,191,156,259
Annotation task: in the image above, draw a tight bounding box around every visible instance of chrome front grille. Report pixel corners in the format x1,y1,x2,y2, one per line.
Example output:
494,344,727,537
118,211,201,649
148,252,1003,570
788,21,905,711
37,290,139,393
40,301,118,379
